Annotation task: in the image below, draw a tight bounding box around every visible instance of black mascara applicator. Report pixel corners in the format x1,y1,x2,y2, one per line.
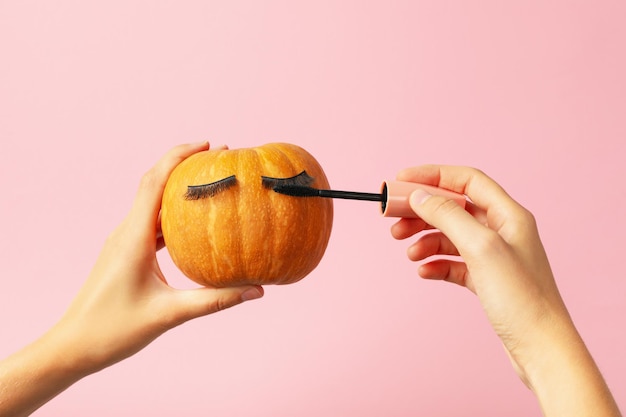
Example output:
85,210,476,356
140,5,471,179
272,180,466,218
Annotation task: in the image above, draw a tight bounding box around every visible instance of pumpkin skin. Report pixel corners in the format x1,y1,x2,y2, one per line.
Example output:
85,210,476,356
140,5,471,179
161,143,333,287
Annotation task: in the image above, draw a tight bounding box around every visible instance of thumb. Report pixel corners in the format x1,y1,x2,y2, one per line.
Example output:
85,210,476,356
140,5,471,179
170,286,264,325
409,189,486,252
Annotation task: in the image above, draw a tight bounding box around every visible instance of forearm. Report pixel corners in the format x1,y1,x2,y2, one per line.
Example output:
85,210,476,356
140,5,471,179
0,329,88,417
520,316,621,417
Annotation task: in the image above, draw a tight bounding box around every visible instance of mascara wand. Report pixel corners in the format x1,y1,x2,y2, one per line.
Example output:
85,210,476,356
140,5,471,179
273,185,384,202
272,181,466,218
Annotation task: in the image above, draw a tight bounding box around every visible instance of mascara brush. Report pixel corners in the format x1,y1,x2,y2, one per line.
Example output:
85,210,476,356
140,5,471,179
273,185,384,202
273,181,466,218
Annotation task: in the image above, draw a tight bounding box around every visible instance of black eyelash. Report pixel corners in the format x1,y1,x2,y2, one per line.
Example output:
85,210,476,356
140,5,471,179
184,175,237,200
261,171,315,190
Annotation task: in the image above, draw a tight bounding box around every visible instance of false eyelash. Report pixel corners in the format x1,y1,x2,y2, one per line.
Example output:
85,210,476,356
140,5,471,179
184,175,237,200
261,171,315,190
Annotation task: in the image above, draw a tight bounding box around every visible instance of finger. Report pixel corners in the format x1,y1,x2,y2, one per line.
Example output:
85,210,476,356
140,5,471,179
418,259,474,292
396,165,519,219
461,199,485,224
155,212,166,251
156,236,165,252
409,189,494,258
130,142,210,235
407,232,459,261
391,201,485,241
390,217,432,240
167,286,264,326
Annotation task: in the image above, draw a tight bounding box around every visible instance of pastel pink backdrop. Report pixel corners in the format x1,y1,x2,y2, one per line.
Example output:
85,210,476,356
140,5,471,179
1,1,624,416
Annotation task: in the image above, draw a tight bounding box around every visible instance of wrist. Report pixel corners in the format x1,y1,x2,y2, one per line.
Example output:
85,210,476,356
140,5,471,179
508,313,621,416
25,324,96,389
44,319,113,379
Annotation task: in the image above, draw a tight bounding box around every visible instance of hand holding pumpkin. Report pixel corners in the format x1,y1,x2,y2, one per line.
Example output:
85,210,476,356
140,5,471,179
57,142,266,372
0,142,264,417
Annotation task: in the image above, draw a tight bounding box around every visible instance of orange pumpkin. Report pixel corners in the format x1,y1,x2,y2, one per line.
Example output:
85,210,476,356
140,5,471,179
161,143,333,287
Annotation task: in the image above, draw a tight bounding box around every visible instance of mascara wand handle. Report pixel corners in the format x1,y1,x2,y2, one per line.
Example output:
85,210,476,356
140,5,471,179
381,181,467,218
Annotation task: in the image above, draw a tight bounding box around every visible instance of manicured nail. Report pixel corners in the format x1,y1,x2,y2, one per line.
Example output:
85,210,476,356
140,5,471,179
410,189,432,206
241,287,263,301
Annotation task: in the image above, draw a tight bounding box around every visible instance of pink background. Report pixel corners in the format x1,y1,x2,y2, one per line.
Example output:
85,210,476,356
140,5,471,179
1,1,625,415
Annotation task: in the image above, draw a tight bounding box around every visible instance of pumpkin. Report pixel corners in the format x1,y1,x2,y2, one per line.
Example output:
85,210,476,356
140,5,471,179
161,143,334,287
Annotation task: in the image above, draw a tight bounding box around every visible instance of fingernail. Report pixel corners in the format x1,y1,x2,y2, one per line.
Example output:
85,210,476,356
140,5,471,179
410,189,432,206
241,287,263,301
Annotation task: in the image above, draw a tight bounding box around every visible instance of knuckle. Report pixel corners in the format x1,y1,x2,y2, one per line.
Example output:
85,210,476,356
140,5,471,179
212,294,227,313
467,167,486,176
214,292,239,313
507,205,539,237
430,197,462,217
138,167,166,196
519,207,537,227
139,169,158,190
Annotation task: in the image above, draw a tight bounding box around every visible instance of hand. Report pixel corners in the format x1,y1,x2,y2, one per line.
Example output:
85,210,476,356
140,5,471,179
0,142,264,417
391,165,621,417
391,165,563,365
56,142,264,373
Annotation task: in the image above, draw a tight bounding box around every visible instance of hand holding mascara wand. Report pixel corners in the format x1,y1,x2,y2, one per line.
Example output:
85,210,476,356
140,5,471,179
272,180,467,217
275,167,623,417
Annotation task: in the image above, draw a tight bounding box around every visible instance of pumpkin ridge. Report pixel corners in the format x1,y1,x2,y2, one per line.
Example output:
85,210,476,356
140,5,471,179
272,143,299,284
231,149,248,284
